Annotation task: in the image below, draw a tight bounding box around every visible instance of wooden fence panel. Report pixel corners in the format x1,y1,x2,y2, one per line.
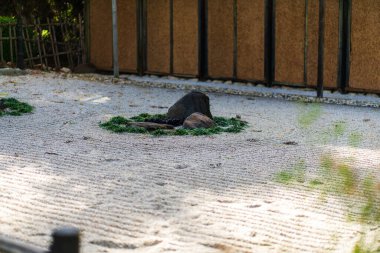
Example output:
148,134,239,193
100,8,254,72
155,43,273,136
118,0,138,72
86,0,380,94
274,0,340,88
349,0,380,91
90,0,113,70
146,0,171,74
208,0,234,79
275,0,305,85
237,0,265,81
323,0,340,88
173,0,199,76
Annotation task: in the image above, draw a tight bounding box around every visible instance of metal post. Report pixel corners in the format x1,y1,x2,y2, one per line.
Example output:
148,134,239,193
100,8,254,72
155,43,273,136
112,0,119,78
170,0,174,75
264,0,275,86
317,0,325,98
338,0,351,93
50,227,80,253
198,0,208,80
233,0,238,79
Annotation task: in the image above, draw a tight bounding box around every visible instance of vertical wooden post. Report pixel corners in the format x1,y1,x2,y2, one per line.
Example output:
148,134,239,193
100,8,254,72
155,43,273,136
50,227,80,253
37,18,49,67
34,19,44,66
9,24,13,63
47,19,59,69
16,15,25,69
50,19,61,69
317,0,325,98
23,26,34,67
79,15,86,64
0,27,3,62
12,26,17,64
233,0,238,80
60,20,74,69
112,0,119,78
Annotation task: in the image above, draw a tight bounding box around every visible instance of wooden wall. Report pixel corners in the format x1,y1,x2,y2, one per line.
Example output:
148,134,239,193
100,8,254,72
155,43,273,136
237,0,265,81
146,0,171,74
173,0,199,76
208,0,234,78
90,0,137,72
90,0,112,70
275,0,305,84
208,0,265,81
88,0,380,93
275,0,340,87
146,0,199,76
349,0,380,91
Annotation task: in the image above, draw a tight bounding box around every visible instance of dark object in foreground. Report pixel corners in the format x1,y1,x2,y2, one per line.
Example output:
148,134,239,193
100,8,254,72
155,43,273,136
167,91,213,123
0,226,80,253
50,227,80,253
0,98,33,116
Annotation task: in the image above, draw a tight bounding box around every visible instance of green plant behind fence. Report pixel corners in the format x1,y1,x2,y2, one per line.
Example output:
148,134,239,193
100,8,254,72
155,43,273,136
0,16,16,62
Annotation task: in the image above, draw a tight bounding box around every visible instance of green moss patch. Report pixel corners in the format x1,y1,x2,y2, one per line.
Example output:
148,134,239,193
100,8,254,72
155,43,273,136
100,113,248,136
0,98,33,116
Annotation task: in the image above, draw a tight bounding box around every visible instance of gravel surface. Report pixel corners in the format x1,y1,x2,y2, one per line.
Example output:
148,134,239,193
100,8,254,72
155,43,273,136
0,73,379,253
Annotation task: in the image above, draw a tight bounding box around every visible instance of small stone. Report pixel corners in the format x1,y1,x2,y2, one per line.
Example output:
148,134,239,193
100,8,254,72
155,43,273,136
283,141,298,145
183,112,214,129
6,62,15,68
167,76,179,80
60,67,71,73
33,64,47,70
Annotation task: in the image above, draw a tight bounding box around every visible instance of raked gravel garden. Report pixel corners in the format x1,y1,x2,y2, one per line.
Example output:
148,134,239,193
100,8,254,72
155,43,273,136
0,72,379,253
